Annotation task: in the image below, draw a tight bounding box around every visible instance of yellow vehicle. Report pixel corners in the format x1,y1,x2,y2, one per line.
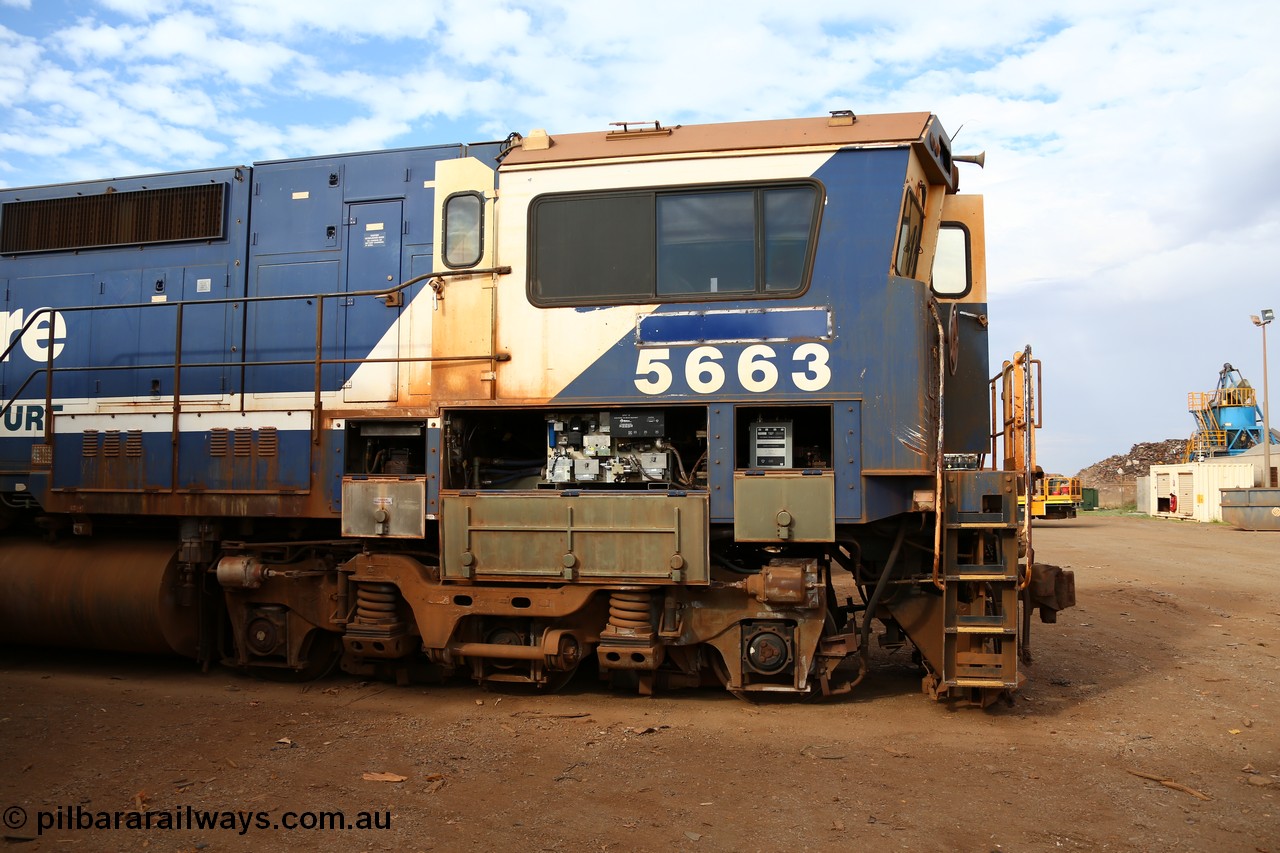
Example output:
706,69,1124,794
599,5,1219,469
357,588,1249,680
1020,474,1082,519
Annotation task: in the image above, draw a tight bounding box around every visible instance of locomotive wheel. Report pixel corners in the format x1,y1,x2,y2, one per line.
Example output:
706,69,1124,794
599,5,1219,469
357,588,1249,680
481,658,585,694
541,660,583,693
247,629,342,683
709,649,732,688
708,649,755,701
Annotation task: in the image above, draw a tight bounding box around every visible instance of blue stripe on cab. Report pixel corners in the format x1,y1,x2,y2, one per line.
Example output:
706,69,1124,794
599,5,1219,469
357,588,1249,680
636,307,830,345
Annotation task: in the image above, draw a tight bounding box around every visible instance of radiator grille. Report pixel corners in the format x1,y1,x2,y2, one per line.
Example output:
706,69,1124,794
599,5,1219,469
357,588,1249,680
1,183,227,254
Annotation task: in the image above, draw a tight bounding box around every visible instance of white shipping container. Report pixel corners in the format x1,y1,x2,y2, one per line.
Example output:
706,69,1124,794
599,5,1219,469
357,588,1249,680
1147,463,1255,523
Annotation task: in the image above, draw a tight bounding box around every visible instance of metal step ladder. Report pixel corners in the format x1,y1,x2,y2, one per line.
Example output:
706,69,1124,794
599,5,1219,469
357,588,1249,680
942,469,1022,692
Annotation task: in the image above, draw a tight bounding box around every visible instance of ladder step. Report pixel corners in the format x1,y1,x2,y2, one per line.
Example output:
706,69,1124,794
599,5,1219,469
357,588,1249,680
947,677,1016,689
945,521,1018,530
944,573,1017,582
946,626,1016,635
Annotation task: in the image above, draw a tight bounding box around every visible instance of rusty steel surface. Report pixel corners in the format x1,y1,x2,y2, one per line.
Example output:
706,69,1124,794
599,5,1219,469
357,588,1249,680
502,113,933,167
439,492,709,582
42,491,337,519
0,538,196,656
339,551,836,694
347,552,606,650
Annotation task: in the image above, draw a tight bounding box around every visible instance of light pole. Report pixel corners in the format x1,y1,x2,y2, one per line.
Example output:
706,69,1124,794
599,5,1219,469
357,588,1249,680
1251,308,1274,487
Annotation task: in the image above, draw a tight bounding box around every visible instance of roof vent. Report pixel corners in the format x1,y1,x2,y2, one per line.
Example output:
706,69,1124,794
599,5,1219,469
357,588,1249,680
828,110,857,127
606,120,672,140
523,129,552,151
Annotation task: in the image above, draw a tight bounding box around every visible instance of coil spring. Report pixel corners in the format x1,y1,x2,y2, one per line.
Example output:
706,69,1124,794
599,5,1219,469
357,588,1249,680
607,591,654,631
355,582,399,624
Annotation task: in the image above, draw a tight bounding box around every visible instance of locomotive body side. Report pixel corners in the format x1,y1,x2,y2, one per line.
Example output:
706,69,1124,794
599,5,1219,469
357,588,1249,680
0,113,1070,702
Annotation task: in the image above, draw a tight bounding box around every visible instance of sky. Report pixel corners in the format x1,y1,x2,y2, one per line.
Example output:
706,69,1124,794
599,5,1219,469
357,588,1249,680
1,0,1277,475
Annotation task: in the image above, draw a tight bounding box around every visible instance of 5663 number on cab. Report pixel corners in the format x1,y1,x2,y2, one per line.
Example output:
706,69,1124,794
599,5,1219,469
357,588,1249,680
633,344,831,395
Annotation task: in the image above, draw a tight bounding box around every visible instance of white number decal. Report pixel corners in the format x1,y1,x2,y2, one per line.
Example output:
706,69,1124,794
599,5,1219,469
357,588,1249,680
685,346,726,393
634,348,673,394
737,344,778,393
791,342,832,391
633,344,830,394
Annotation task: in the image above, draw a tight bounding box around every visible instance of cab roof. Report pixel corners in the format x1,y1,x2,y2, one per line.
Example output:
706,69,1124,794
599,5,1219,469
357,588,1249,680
502,111,955,188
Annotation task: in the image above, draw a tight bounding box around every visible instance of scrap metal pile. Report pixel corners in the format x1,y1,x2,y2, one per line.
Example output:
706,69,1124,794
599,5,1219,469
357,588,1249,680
1076,439,1187,485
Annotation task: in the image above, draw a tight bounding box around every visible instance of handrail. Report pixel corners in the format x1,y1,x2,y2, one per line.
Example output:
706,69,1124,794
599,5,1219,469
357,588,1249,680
1189,388,1256,411
0,267,511,367
1,266,512,474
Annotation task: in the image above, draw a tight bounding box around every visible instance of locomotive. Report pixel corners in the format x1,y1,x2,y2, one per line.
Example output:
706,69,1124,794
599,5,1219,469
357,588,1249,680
0,110,1074,703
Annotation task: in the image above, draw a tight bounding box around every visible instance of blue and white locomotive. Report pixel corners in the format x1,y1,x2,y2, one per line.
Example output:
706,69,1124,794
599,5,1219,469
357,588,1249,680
0,111,1073,701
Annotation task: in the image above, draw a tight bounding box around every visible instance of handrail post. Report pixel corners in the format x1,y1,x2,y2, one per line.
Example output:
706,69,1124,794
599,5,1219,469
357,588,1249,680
43,315,55,448
171,302,184,492
313,297,324,446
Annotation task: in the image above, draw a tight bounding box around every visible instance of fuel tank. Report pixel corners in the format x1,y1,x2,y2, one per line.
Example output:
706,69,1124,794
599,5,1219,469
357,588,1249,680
0,538,198,657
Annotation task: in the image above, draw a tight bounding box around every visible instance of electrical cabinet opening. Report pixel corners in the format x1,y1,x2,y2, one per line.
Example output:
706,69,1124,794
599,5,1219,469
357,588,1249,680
441,407,708,490
345,421,427,476
734,405,832,469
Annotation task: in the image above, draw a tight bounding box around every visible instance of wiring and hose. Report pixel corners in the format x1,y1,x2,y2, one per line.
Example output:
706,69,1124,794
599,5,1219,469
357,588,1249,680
849,518,908,690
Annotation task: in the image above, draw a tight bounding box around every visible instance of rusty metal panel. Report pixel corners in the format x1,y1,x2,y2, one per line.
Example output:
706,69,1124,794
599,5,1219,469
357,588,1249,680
732,472,834,542
341,478,427,538
440,493,707,583
0,538,196,657
503,113,932,167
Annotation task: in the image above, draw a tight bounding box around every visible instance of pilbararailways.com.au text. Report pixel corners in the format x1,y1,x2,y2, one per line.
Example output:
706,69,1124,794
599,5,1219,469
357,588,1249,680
15,804,391,836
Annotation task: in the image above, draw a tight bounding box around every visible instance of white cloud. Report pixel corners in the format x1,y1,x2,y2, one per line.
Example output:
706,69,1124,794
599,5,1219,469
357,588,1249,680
210,0,444,39
56,19,136,60
96,0,178,18
0,27,40,106
116,79,218,126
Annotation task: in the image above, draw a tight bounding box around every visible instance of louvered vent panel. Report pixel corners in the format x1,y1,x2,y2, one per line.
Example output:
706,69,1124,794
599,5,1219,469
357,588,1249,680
258,426,278,457
1,183,227,254
210,428,229,457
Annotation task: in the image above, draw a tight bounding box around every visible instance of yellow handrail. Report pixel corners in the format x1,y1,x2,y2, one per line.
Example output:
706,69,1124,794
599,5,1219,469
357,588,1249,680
1188,388,1256,411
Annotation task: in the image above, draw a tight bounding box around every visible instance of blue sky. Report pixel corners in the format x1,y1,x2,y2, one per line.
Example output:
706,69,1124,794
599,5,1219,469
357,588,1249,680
1,0,1278,475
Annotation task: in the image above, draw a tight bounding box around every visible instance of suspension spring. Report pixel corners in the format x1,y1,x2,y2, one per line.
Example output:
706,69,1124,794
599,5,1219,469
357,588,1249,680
355,582,400,624
607,591,654,632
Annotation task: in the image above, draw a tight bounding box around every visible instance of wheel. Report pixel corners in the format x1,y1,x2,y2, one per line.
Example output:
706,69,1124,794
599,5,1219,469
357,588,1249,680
247,629,342,683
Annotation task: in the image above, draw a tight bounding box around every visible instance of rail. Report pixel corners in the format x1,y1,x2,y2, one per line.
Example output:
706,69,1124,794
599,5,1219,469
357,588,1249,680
0,267,511,486
1188,388,1256,410
987,348,1039,591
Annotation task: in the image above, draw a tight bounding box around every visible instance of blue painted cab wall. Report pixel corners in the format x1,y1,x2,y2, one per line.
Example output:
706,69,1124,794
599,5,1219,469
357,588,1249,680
549,147,933,523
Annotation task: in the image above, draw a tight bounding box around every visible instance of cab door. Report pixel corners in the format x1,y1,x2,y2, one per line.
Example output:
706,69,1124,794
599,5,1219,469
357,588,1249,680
430,157,497,401
934,194,990,455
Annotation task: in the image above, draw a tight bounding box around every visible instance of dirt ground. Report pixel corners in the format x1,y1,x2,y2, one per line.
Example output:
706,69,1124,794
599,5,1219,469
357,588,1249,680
1,515,1277,852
